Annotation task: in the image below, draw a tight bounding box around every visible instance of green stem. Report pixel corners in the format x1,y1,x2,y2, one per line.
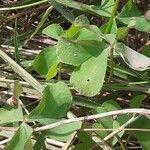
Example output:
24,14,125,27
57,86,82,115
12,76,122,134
0,0,49,11
105,0,120,82
108,47,114,82
104,0,120,34
24,5,53,45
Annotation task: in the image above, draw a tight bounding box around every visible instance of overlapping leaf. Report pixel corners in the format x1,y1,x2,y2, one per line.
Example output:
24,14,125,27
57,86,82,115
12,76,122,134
115,43,150,71
4,123,33,150
56,38,102,66
27,82,72,122
70,47,109,97
118,0,150,32
33,46,58,76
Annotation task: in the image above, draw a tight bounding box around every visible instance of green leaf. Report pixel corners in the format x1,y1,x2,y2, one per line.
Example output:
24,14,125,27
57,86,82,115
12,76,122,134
102,100,121,111
4,123,33,150
28,82,72,121
52,1,75,23
73,25,102,41
70,48,109,97
118,16,150,32
94,107,113,129
54,0,112,17
0,104,23,125
34,131,47,150
74,15,90,28
118,0,150,32
47,122,82,142
42,24,64,40
92,123,107,138
115,43,150,71
33,46,58,75
89,0,114,17
132,117,150,150
119,0,141,17
65,15,89,38
112,120,124,145
73,96,100,109
77,131,93,143
116,27,129,40
56,38,101,66
130,94,146,108
46,63,58,81
75,143,96,150
140,44,150,57
100,19,118,34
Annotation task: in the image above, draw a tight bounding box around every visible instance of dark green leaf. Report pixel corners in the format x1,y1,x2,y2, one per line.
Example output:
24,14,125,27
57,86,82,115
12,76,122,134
130,94,146,108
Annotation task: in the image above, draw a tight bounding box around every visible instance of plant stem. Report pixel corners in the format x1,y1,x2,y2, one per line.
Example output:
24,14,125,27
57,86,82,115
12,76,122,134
105,0,120,82
104,0,120,34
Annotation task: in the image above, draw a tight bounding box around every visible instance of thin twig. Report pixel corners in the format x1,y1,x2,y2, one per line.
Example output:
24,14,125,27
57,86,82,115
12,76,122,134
0,138,11,145
0,50,44,94
0,0,49,11
61,112,78,150
83,128,150,132
46,138,65,147
103,114,139,141
91,134,113,150
61,132,76,150
34,109,150,132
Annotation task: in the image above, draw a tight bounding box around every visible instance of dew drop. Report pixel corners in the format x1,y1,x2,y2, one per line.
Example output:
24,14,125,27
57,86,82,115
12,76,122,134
74,54,77,57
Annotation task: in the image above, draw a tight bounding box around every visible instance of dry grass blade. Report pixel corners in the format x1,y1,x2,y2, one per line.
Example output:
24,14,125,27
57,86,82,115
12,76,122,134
35,109,150,132
0,49,44,94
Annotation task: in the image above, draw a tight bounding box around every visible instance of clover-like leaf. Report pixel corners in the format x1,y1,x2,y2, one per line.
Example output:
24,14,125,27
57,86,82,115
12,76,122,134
33,46,58,76
70,47,109,97
42,24,64,40
4,123,33,150
56,38,101,66
28,82,72,121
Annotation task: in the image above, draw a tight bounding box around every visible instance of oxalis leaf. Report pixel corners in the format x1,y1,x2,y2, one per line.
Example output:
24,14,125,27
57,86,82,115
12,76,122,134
70,48,110,97
115,43,150,71
27,82,72,122
132,117,150,150
4,123,33,150
47,122,82,142
118,0,150,32
56,38,102,66
0,104,23,125
33,46,58,76
42,24,64,40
